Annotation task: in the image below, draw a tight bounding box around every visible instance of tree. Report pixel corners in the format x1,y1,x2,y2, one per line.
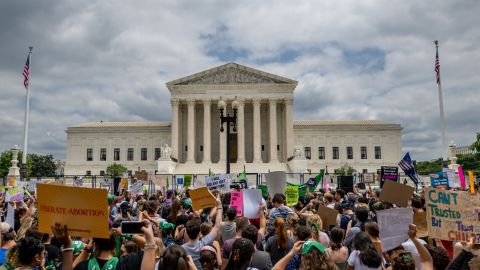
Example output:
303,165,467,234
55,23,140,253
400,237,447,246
414,158,443,175
457,153,480,175
470,132,480,152
335,166,356,175
0,150,33,178
28,153,56,177
106,163,128,177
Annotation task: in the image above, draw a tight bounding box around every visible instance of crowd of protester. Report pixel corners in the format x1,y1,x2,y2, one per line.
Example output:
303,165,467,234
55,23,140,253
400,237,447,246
0,183,479,270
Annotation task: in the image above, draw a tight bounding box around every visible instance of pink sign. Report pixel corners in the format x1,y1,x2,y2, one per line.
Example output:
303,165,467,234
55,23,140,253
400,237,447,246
458,166,466,189
230,191,243,216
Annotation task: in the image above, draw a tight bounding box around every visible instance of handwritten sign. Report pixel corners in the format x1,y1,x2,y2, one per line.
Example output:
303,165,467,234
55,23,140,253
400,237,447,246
430,172,449,188
362,173,376,184
379,180,414,207
129,181,143,195
443,168,455,189
230,191,243,216
37,184,109,238
189,187,217,211
265,171,287,197
425,188,480,243
243,189,262,219
285,185,299,206
377,208,413,252
204,174,230,193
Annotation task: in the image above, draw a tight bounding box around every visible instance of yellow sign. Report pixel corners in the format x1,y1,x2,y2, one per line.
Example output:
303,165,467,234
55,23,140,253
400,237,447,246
468,171,475,193
37,184,109,239
285,185,299,206
120,178,128,189
189,187,216,211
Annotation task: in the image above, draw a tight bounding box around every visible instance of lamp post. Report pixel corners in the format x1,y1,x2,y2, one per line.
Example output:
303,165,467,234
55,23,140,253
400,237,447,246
218,98,238,174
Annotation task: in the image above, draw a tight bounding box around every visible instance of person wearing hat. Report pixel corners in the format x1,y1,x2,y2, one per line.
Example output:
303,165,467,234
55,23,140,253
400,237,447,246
272,240,337,270
0,223,15,265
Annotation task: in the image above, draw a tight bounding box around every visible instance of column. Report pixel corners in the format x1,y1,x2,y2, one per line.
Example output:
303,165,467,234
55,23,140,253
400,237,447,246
203,99,211,163
187,99,195,162
269,99,278,162
219,100,226,163
237,99,245,164
284,97,294,161
171,98,179,161
253,98,262,163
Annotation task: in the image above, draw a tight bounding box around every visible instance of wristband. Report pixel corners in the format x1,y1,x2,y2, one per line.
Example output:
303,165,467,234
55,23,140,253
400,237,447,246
62,247,74,253
144,242,157,250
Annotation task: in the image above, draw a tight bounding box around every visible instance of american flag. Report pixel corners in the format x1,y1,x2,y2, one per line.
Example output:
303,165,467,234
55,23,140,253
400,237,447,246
398,152,419,185
435,45,441,85
22,55,30,89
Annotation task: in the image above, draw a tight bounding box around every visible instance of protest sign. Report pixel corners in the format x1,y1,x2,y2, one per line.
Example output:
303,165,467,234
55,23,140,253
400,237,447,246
28,180,38,192
285,185,299,206
8,177,16,187
458,166,466,189
377,208,413,252
265,171,287,197
362,173,375,184
129,181,143,195
379,180,414,207
430,172,449,188
204,174,230,193
317,205,339,230
37,184,109,238
243,189,263,219
413,212,428,238
176,175,184,187
258,184,269,199
425,188,480,243
287,182,307,197
5,187,23,202
134,171,148,181
189,187,217,211
468,171,475,193
184,174,193,187
380,166,398,187
6,203,15,228
230,191,243,216
443,168,455,189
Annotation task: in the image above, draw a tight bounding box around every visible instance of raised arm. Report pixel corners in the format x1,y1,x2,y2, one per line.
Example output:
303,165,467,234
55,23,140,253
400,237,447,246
272,241,304,270
210,194,223,239
408,224,433,270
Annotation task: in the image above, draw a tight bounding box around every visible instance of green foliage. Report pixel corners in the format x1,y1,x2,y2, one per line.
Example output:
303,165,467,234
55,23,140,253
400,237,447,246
414,158,443,175
457,153,480,175
334,166,356,175
0,150,35,178
106,163,128,177
470,132,480,152
28,153,56,177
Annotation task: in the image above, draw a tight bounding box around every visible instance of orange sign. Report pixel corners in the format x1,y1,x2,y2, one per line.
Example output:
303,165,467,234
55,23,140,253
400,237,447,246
189,187,216,211
37,184,109,238
8,177,15,187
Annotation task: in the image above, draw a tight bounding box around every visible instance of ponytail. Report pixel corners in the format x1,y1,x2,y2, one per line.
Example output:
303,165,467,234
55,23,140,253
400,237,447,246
274,218,288,249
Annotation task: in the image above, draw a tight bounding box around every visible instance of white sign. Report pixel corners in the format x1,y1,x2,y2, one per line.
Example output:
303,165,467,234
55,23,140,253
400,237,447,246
129,181,144,195
377,208,413,252
265,171,287,197
204,174,231,193
443,168,455,188
243,189,263,219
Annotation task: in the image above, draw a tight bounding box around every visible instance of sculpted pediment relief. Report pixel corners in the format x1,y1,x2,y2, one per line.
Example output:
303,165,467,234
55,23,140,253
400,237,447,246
167,63,297,86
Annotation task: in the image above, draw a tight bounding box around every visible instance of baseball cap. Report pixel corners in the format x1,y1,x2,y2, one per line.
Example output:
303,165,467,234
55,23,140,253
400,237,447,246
0,223,11,234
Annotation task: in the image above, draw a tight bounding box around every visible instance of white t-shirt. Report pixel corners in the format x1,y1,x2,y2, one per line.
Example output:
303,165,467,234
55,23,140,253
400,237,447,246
347,250,382,270
401,238,427,270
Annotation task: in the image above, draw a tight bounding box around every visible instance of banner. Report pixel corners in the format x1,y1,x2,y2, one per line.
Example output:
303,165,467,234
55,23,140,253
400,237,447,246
230,191,243,216
189,187,216,211
285,185,299,206
243,189,263,219
37,184,109,238
377,208,413,252
204,174,230,193
379,180,414,207
425,188,480,243
265,171,287,197
5,187,23,202
458,166,466,189
287,182,307,197
429,172,449,188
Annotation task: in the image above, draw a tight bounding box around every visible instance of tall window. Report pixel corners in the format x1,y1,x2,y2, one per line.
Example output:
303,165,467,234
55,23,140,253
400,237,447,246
361,146,367,159
141,148,148,161
318,147,325,160
100,148,107,161
127,148,134,161
304,147,311,160
100,170,105,176
332,147,339,160
86,148,93,161
375,146,382,159
155,148,161,160
347,146,353,160
114,148,120,161
86,170,91,176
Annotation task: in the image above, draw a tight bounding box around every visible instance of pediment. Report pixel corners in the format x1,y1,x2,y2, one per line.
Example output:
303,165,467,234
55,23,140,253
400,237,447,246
166,63,297,86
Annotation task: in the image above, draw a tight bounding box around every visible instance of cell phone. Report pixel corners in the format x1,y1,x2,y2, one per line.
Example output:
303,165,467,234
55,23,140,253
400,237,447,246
121,221,144,234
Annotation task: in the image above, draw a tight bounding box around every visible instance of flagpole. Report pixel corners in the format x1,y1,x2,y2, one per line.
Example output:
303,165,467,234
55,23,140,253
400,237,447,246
435,40,447,160
21,46,33,180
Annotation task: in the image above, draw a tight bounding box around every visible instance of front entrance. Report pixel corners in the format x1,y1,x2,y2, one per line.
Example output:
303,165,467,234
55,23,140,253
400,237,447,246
229,132,237,163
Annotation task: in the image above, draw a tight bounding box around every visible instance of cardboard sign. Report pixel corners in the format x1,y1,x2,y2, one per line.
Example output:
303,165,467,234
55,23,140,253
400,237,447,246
285,185,299,206
189,187,217,211
362,173,376,184
381,166,398,187
425,188,480,243
134,171,148,181
413,212,428,238
377,208,413,252
37,184,109,238
129,181,143,195
430,172,449,188
379,180,414,207
265,171,287,197
184,174,193,187
317,205,339,230
204,174,230,193
230,191,243,216
243,189,263,219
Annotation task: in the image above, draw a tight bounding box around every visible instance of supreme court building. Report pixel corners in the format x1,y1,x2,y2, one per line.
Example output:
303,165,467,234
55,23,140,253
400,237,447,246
65,63,402,175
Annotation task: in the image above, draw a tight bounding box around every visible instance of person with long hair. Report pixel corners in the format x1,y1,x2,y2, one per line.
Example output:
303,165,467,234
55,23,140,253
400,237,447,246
272,240,337,270
306,214,330,247
286,214,299,239
225,238,257,270
347,232,383,270
364,221,383,254
265,218,294,265
326,227,348,270
157,245,197,270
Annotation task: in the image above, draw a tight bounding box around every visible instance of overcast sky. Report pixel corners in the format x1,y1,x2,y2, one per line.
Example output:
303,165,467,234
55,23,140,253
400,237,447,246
1,0,479,161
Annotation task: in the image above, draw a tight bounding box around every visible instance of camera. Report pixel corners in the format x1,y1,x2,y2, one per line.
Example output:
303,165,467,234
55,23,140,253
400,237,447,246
230,179,248,189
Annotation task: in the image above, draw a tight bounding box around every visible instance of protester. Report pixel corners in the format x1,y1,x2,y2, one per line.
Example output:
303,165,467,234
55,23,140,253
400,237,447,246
265,218,294,265
326,227,348,270
242,224,272,270
347,232,383,270
224,238,256,270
